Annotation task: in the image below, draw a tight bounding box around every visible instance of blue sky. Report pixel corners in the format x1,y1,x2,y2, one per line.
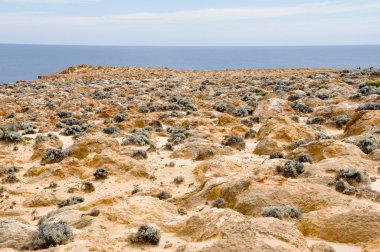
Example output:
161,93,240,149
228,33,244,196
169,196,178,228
0,0,379,46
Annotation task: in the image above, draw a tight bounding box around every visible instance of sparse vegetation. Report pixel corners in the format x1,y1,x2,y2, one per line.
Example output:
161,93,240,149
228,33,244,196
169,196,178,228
122,134,150,146
211,198,226,208
173,176,184,184
357,138,377,154
58,196,84,208
195,149,214,160
41,149,66,164
94,168,108,180
157,190,172,200
276,160,305,178
221,135,246,150
128,224,161,245
131,150,148,160
270,152,284,159
262,205,302,219
295,153,313,164
26,221,74,249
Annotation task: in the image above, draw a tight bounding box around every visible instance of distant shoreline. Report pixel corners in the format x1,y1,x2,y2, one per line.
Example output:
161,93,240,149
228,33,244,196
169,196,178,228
1,44,379,83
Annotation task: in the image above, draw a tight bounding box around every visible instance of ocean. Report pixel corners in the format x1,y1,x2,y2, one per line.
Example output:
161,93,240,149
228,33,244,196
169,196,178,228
0,44,379,83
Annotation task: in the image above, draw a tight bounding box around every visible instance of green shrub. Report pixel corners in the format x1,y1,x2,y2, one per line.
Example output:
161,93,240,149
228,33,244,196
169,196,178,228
366,80,380,87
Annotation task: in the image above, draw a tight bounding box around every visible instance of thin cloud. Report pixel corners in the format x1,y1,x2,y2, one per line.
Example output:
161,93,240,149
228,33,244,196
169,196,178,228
0,0,96,3
1,1,379,25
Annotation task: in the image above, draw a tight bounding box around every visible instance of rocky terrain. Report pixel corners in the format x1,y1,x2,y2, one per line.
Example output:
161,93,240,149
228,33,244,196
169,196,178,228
0,65,380,252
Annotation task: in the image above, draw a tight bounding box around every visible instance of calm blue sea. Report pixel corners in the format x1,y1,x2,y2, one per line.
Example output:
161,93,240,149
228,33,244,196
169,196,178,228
0,44,379,83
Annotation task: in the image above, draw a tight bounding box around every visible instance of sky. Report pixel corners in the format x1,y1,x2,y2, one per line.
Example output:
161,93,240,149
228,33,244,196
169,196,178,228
0,0,379,46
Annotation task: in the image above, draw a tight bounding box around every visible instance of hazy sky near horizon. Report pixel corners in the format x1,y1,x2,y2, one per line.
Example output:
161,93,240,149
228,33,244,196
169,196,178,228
0,0,379,46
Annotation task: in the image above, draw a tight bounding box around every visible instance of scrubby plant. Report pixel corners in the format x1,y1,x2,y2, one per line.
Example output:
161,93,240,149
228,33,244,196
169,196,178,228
56,118,82,128
233,106,253,117
3,131,23,142
213,103,227,113
334,179,357,195
58,196,84,208
131,150,148,160
138,105,149,113
157,190,172,200
177,98,197,111
287,93,305,101
356,102,380,111
211,198,226,209
241,119,253,127
128,224,161,245
251,115,260,123
276,160,304,178
269,152,284,159
94,168,108,180
2,173,19,183
56,110,72,118
316,93,329,100
366,80,380,87
332,115,349,127
262,205,302,220
41,149,66,164
114,113,126,123
244,129,257,139
357,138,377,154
335,168,370,187
221,136,246,150
81,181,95,193
0,166,18,176
132,187,142,195
33,221,74,249
195,149,214,161
173,176,184,184
290,115,300,122
315,132,331,140
291,101,313,113
63,125,88,136
306,116,326,125
295,153,313,164
122,134,150,146
102,126,118,134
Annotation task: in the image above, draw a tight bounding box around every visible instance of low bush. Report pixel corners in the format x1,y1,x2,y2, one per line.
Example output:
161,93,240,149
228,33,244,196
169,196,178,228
58,196,84,208
262,205,302,220
128,224,160,245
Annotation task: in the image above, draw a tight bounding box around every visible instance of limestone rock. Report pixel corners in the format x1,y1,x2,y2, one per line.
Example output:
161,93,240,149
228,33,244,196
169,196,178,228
254,116,315,155
299,207,380,243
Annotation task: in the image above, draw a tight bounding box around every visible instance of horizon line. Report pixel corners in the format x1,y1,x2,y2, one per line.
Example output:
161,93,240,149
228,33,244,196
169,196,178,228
1,43,380,47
